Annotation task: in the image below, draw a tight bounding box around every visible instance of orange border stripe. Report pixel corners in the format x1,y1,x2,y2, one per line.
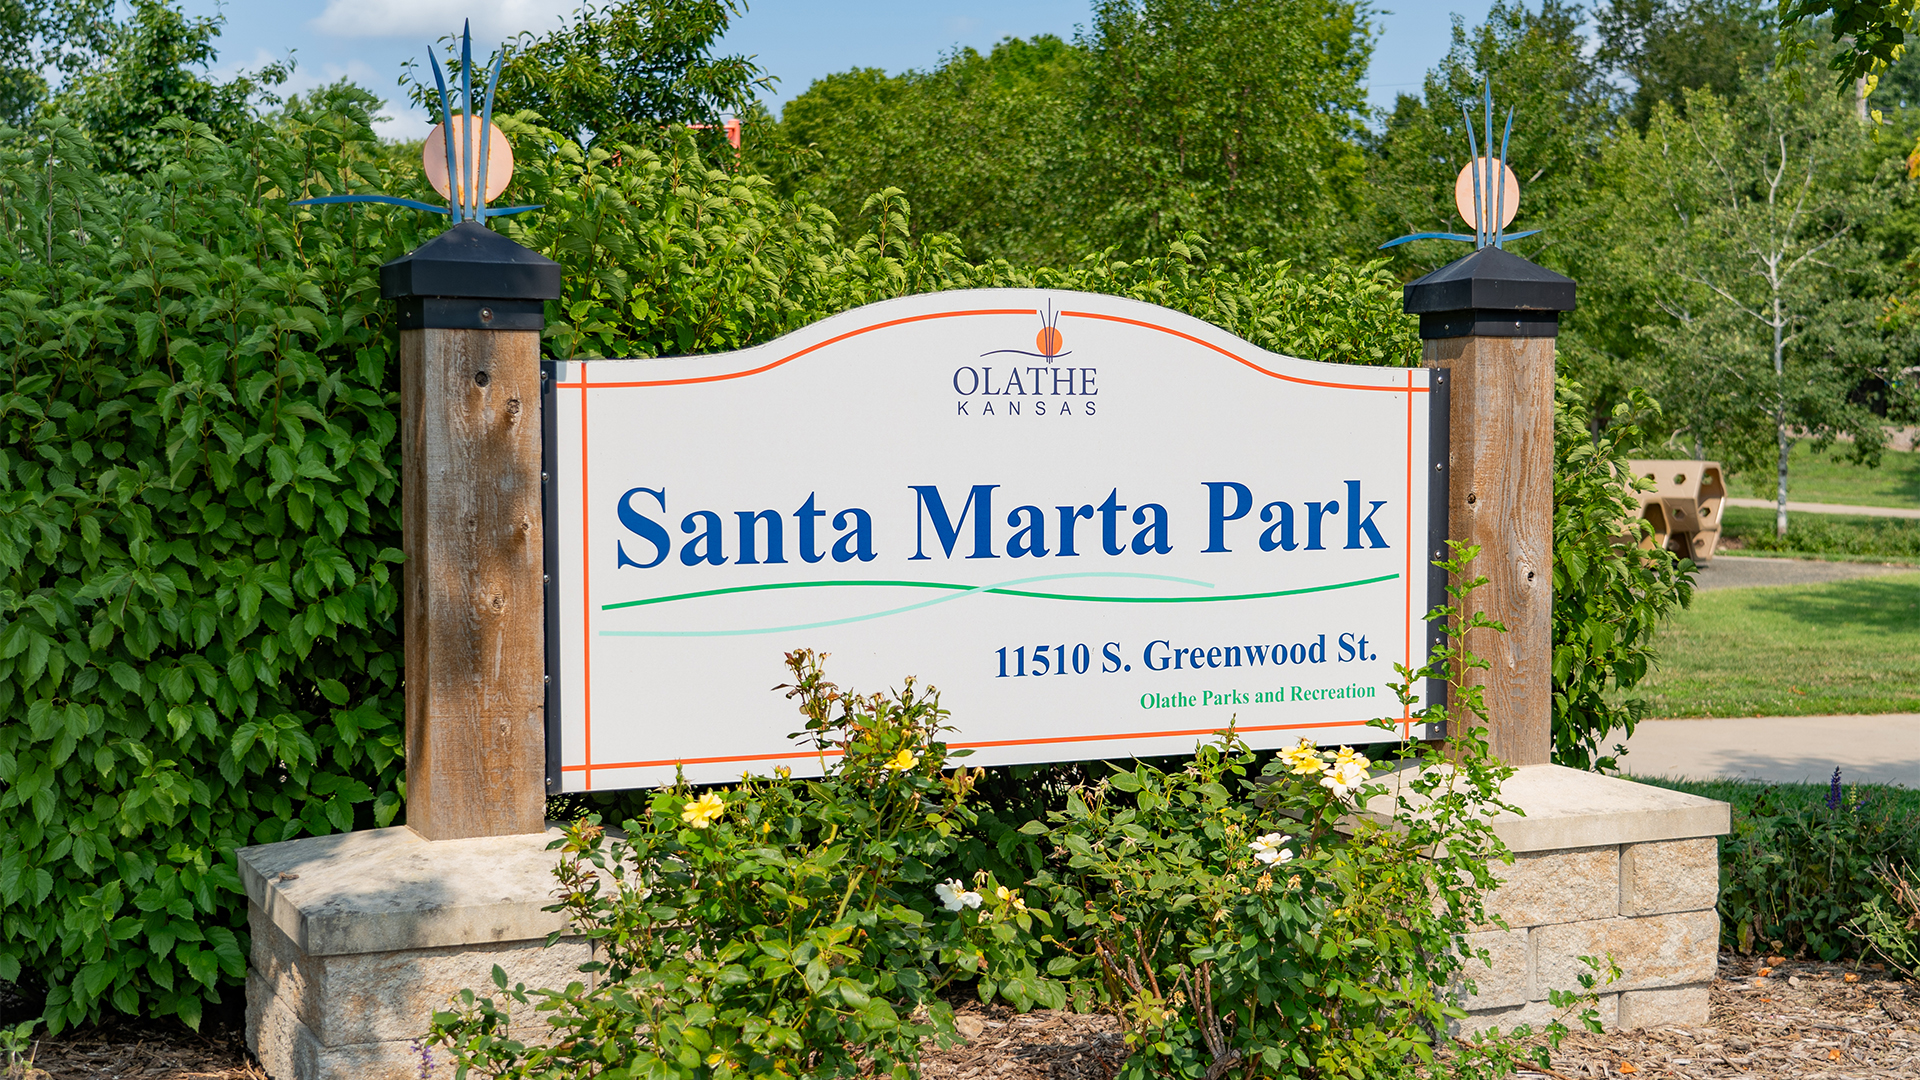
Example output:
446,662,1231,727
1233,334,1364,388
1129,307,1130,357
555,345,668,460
554,308,1036,389
577,373,594,789
562,718,1385,775
1059,311,1427,393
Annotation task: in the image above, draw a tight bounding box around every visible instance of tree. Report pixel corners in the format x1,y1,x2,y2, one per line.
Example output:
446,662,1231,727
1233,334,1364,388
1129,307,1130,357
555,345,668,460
1069,0,1372,261
55,0,285,175
1600,69,1909,533
1595,0,1774,129
485,0,770,151
1363,2,1649,424
0,0,110,125
1777,0,1914,84
773,36,1082,263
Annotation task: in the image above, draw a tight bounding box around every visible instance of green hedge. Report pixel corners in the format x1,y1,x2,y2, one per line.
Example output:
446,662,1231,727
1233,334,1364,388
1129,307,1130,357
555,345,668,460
0,92,1427,1031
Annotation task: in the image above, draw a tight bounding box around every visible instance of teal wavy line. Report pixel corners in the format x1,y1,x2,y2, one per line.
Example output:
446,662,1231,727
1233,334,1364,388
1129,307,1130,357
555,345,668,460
595,571,1399,638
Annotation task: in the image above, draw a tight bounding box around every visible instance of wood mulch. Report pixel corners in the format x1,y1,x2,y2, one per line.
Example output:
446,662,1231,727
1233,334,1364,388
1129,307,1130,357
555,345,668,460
1489,951,1920,1080
7,1018,263,1080
6,951,1916,1078
918,951,1920,1080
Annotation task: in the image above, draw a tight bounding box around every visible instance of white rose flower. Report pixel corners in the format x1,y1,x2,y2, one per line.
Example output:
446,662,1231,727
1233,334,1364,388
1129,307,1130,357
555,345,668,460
935,878,982,911
1319,759,1371,801
1248,832,1293,865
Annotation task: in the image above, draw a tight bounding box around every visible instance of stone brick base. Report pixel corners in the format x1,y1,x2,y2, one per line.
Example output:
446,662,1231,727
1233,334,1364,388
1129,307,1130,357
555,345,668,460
1418,766,1731,1034
238,826,586,1080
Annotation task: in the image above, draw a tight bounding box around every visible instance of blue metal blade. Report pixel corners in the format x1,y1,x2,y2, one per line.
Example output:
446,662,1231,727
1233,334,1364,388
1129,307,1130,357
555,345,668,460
1461,102,1482,247
1378,232,1476,249
1376,229,1538,250
290,194,452,215
1497,108,1515,248
461,22,475,221
429,53,459,222
478,50,503,225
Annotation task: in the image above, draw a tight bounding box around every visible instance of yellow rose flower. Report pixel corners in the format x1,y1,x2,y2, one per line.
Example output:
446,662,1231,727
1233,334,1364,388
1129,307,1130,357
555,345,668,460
1281,738,1325,775
681,791,726,829
884,748,919,772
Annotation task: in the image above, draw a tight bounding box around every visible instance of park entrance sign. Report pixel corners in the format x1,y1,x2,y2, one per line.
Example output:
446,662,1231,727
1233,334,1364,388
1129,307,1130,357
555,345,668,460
548,290,1446,791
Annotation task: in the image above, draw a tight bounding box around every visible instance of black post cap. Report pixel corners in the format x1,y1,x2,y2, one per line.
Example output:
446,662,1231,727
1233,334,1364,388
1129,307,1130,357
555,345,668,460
380,221,563,331
1403,246,1575,340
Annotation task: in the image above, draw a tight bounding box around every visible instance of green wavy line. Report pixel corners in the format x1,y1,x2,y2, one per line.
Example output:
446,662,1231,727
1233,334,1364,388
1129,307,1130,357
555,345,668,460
595,571,1399,638
601,572,1213,611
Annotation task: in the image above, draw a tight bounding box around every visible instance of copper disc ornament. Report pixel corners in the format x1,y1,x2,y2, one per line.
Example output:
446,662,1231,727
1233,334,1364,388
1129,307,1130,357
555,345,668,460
1454,157,1520,231
424,117,515,206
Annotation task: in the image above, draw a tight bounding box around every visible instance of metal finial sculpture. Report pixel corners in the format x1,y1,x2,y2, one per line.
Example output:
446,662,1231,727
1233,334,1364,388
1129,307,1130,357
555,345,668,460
290,21,540,226
1379,80,1540,251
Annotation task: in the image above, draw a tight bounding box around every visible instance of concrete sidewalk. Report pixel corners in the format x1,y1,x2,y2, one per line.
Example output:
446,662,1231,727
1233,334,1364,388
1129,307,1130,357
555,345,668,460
1724,496,1920,520
1613,714,1919,787
1694,555,1917,590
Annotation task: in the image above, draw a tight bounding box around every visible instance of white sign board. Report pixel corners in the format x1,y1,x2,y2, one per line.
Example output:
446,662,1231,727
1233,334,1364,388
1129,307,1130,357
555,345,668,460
548,290,1443,791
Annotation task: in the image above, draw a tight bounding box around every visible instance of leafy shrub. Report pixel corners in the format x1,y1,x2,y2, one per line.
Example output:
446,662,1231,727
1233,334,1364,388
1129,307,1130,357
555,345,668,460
433,547,1608,1080
0,104,423,1031
1720,505,1920,560
1848,863,1920,980
1019,543,1603,1080
427,649,1054,1079
1721,770,1920,960
1550,383,1695,770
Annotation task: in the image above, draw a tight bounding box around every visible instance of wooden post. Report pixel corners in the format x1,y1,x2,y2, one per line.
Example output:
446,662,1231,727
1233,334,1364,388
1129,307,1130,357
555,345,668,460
381,223,562,840
1404,248,1575,767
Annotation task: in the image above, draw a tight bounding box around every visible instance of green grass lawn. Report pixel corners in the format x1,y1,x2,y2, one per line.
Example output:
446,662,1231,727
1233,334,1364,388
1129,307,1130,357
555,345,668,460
1726,442,1920,508
1632,775,1920,817
1635,572,1920,717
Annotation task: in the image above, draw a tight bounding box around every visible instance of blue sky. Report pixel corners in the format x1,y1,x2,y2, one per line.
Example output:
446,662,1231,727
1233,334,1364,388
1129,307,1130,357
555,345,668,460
181,0,1498,140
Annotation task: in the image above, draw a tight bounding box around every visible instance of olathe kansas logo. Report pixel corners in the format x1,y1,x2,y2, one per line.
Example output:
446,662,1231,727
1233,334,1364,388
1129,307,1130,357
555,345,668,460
952,301,1096,418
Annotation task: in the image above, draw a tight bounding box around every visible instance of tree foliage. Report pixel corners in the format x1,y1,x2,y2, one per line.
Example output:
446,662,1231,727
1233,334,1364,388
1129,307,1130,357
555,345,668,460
0,0,108,125
1595,0,1774,129
480,0,769,152
775,0,1374,263
1071,0,1373,261
772,37,1082,264
1551,384,1695,771
1596,71,1912,530
55,0,285,175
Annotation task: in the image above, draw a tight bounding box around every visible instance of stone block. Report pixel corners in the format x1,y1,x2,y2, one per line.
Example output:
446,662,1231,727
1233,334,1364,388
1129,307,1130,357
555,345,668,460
1459,929,1530,1010
1367,764,1729,853
1483,847,1619,929
242,824,602,1079
1532,910,1719,998
250,968,440,1080
1620,838,1719,917
1618,983,1712,1029
1457,993,1618,1037
236,825,575,956
250,902,590,1046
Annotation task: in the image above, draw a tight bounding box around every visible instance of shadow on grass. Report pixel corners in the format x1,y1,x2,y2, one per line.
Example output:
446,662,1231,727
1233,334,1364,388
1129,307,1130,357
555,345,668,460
1738,576,1920,633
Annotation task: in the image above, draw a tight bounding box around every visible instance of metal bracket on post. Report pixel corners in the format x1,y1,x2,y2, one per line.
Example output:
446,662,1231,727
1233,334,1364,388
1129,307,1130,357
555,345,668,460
541,360,561,795
1425,369,1451,730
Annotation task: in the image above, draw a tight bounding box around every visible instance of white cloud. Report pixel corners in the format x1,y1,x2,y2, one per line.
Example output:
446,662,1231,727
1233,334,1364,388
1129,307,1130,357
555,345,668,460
216,47,432,142
309,0,579,42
